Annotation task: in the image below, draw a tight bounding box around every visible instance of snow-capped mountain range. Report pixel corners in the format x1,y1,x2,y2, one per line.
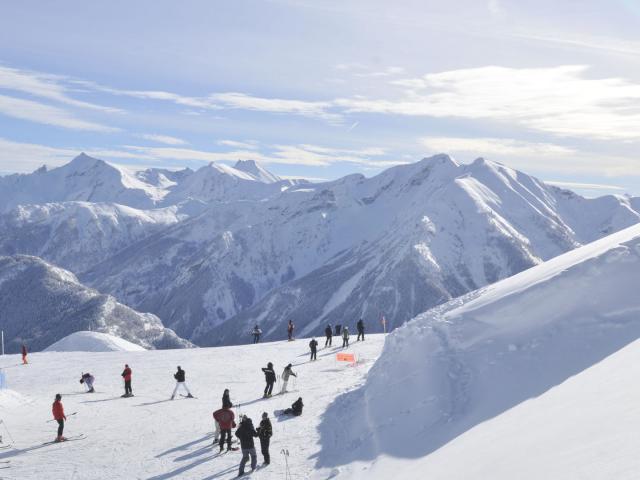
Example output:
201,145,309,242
0,255,189,353
0,153,638,348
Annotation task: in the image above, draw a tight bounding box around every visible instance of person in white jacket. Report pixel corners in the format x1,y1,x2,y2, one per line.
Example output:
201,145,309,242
280,364,297,394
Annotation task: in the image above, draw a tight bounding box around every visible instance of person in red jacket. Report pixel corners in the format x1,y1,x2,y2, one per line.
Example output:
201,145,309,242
21,344,28,365
52,393,67,442
121,364,133,397
213,405,236,452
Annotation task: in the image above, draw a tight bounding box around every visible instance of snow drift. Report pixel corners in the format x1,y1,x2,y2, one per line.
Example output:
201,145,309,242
0,255,190,352
44,331,146,352
316,222,640,477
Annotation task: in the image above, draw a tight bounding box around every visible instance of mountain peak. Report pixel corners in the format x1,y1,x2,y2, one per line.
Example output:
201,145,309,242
233,159,280,183
68,152,105,170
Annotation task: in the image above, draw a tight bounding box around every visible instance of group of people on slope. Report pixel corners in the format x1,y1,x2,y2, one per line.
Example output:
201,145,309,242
250,317,366,353
261,362,298,397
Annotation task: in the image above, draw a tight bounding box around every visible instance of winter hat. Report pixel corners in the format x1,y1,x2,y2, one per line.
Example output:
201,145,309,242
287,363,292,368
55,393,61,401
262,412,268,419
267,362,273,368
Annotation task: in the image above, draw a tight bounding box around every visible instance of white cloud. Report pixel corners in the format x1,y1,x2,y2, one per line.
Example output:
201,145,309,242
341,65,640,140
420,136,576,157
217,139,259,149
0,94,118,132
138,134,187,146
0,65,121,113
209,92,342,123
0,137,77,172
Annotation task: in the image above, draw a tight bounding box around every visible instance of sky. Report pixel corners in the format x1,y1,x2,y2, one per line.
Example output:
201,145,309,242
0,0,639,195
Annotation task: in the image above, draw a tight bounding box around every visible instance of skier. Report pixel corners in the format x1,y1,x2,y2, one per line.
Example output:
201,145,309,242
357,318,365,341
335,324,342,336
252,325,262,344
170,366,193,400
282,397,304,416
121,364,133,397
235,415,258,476
280,363,297,394
287,320,294,341
262,362,276,398
256,412,272,465
80,372,95,393
342,326,350,348
213,405,236,452
324,324,332,347
309,338,318,361
21,344,28,365
222,388,233,408
52,393,67,442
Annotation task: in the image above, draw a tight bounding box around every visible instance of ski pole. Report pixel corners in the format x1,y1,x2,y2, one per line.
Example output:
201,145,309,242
46,412,77,423
280,448,291,480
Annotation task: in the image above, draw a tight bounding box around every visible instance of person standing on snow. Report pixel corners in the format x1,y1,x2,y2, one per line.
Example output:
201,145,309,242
342,326,350,348
282,397,304,416
324,324,332,347
262,362,276,398
121,364,133,397
335,324,342,336
235,415,258,475
213,405,236,452
252,325,262,344
357,318,365,341
280,363,297,394
222,389,233,408
80,372,95,393
52,393,67,442
287,320,295,341
21,344,28,365
256,412,272,465
171,366,193,400
309,338,318,361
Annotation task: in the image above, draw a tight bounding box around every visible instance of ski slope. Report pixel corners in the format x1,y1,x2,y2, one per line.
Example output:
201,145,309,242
314,223,640,479
0,335,383,479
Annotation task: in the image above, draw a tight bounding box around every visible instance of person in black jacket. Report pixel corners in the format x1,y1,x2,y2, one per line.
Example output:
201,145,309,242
324,325,332,347
283,397,304,416
357,318,365,341
309,338,318,361
262,362,276,398
222,389,233,408
235,416,258,475
170,366,193,400
256,412,272,465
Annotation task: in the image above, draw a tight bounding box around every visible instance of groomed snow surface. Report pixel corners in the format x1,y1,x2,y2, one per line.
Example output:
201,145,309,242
0,336,383,479
313,222,640,479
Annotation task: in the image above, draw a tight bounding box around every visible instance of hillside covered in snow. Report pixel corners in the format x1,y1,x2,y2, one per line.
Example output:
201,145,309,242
44,331,147,353
0,255,190,352
314,222,640,479
0,153,639,348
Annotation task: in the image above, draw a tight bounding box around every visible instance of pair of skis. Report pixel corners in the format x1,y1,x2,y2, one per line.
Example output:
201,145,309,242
42,434,87,446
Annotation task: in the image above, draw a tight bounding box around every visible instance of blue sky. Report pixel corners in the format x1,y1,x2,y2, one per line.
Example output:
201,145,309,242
1,0,639,194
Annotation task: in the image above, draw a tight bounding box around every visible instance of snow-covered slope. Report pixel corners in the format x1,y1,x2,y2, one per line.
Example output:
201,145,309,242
44,331,146,352
0,334,384,480
83,155,640,345
0,255,190,352
314,223,640,479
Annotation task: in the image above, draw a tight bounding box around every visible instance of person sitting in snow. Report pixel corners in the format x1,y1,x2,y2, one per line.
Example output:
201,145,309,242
171,366,194,400
283,397,304,416
80,372,95,393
